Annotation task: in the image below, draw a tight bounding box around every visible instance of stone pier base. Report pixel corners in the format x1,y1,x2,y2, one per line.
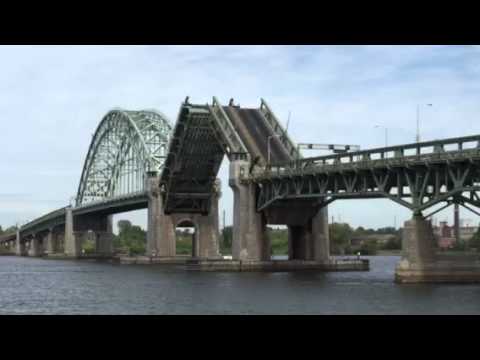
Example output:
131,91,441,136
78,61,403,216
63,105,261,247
395,214,480,283
185,258,369,272
395,260,480,283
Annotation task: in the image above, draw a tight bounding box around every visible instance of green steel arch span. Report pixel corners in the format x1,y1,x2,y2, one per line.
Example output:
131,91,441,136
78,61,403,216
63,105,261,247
75,109,172,207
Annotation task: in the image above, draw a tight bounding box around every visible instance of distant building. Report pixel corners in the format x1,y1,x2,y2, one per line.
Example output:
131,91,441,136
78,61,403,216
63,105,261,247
432,220,479,249
350,234,396,247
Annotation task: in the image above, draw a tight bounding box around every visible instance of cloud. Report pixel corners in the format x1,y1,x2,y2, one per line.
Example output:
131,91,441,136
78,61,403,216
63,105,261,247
0,45,478,229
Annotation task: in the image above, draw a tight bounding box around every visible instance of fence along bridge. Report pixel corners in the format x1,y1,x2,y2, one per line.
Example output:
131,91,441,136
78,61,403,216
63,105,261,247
1,97,480,282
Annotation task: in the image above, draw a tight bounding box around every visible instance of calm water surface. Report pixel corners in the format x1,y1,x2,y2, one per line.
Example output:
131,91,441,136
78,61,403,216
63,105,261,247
1,255,480,314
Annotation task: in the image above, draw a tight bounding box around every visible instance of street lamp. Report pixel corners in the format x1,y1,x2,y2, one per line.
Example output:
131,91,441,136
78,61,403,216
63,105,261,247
416,103,433,143
375,125,388,147
267,134,282,165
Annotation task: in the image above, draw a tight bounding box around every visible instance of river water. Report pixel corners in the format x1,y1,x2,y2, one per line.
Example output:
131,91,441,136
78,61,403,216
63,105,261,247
1,255,480,314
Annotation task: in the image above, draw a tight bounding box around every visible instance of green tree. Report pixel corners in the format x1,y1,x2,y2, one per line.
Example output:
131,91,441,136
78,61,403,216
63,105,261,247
221,226,233,251
268,227,288,255
118,220,132,233
376,227,396,234
470,227,480,251
360,239,378,255
383,236,401,250
329,223,353,255
115,220,146,255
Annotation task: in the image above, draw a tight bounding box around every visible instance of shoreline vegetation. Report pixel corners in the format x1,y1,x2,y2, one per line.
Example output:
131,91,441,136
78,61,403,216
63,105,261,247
2,221,479,257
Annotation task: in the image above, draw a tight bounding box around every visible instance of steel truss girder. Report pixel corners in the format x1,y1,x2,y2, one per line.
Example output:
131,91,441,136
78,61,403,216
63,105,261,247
256,160,480,213
76,109,172,206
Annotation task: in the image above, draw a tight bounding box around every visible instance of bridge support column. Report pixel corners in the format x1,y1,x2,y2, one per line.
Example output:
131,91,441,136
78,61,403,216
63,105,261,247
55,232,65,253
15,230,26,256
146,176,175,257
28,234,43,257
45,230,56,255
288,207,330,262
229,161,270,261
64,207,81,258
400,214,436,265
95,215,114,256
196,186,221,259
395,214,437,283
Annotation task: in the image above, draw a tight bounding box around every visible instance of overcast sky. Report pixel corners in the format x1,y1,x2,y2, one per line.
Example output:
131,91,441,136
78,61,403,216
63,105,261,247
1,45,479,232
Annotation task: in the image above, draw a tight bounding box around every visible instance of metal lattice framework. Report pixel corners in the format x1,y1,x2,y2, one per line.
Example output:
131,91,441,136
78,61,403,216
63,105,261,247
255,135,480,216
76,109,172,206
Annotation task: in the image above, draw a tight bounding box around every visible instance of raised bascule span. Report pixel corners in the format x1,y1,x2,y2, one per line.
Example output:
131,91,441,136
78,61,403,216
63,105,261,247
2,97,480,283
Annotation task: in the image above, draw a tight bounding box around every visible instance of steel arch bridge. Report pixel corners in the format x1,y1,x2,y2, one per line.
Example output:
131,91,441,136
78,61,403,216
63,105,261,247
76,109,172,207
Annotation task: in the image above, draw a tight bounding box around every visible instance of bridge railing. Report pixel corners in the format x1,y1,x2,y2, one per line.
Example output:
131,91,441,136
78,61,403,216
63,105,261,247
262,134,480,177
20,206,68,233
74,190,148,210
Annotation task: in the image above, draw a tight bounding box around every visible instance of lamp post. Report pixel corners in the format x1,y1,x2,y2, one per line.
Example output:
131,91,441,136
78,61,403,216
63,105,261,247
416,103,433,143
267,134,282,165
375,125,388,147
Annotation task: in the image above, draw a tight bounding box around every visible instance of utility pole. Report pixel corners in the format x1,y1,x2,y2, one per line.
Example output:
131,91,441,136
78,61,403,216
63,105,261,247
454,203,460,245
416,103,433,143
375,125,388,147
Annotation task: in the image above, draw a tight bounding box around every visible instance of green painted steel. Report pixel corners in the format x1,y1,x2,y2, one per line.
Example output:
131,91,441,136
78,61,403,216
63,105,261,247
76,109,172,206
255,135,480,215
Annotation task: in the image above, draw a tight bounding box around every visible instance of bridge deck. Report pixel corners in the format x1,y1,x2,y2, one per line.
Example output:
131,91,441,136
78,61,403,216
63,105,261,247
223,107,292,165
254,135,480,213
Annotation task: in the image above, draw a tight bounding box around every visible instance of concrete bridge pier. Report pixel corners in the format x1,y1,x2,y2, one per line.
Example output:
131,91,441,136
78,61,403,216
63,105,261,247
28,234,43,257
173,187,222,259
395,214,438,283
146,176,175,257
195,190,221,259
54,232,65,254
65,207,114,258
44,229,57,255
64,207,83,258
15,231,27,256
95,216,114,256
146,175,221,259
229,161,270,261
400,214,436,265
288,207,330,263
393,214,480,283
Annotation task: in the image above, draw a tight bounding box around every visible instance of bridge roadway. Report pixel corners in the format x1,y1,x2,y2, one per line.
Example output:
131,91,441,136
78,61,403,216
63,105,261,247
255,134,480,214
2,96,480,282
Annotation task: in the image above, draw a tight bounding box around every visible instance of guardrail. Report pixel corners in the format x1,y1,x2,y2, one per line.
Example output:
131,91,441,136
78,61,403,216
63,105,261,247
74,191,148,210
20,206,68,233
261,134,480,177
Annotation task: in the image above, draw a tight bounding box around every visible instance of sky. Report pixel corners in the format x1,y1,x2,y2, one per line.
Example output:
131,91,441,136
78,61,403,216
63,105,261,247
1,45,480,232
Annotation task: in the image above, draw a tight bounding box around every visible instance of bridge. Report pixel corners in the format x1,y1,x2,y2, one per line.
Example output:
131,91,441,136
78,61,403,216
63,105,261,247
2,97,480,282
